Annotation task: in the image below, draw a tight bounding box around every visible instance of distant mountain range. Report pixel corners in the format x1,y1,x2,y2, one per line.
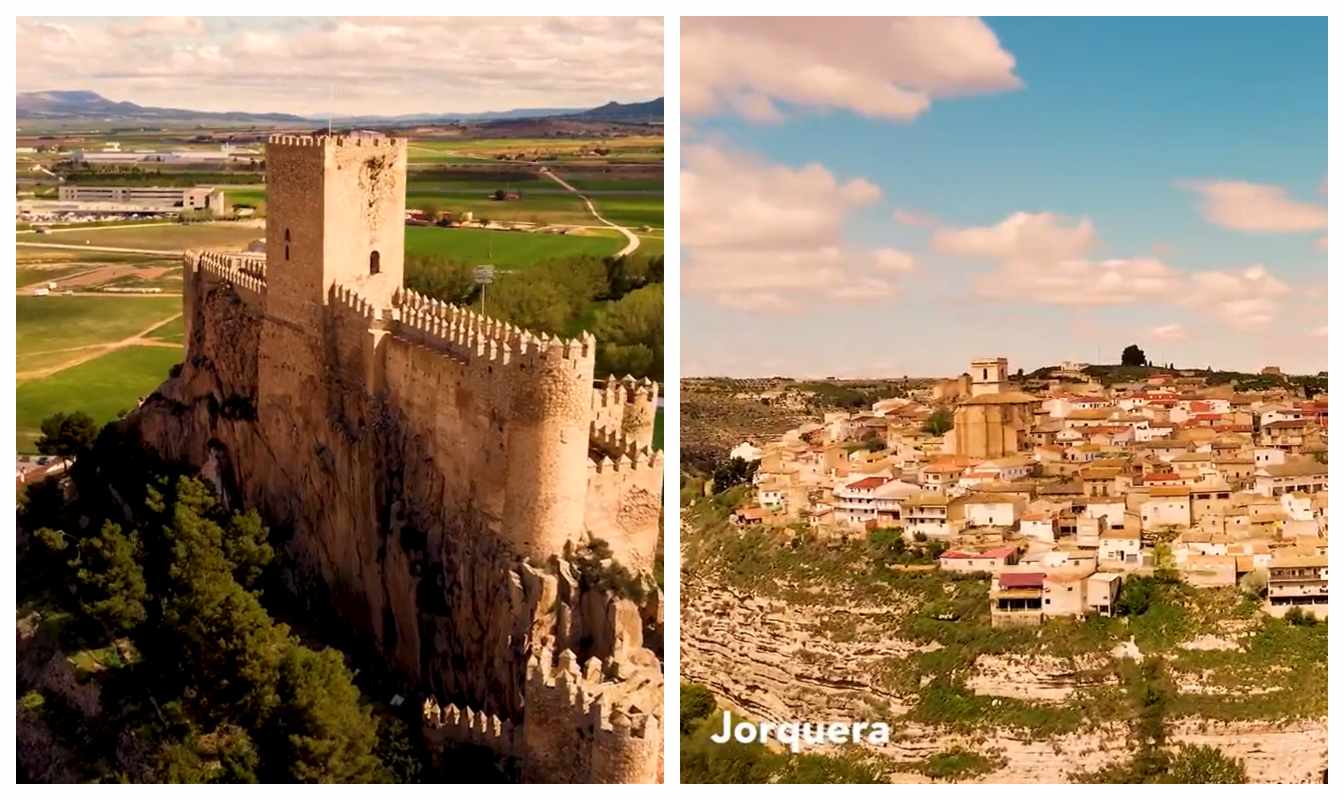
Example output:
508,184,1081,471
17,90,664,127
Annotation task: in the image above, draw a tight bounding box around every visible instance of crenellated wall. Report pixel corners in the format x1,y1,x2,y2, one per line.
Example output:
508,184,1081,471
423,646,663,783
584,428,663,572
591,375,659,451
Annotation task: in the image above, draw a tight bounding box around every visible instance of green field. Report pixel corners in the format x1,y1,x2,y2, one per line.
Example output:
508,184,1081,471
144,315,186,344
556,176,663,192
590,194,664,229
17,295,183,373
16,222,263,252
16,346,181,452
225,170,662,236
16,265,92,288
404,226,624,267
406,135,663,163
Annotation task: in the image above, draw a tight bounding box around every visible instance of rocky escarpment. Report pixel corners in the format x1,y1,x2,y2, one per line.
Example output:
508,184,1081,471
681,572,1327,783
126,283,656,721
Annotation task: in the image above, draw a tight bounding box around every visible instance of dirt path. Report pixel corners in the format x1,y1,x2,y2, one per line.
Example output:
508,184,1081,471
538,167,641,257
17,312,184,381
19,221,182,234
17,242,183,256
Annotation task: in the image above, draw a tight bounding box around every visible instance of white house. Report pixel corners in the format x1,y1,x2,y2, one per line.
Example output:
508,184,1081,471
962,493,1026,528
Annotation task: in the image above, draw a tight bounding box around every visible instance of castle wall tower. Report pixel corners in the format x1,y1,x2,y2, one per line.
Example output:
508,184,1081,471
502,337,597,559
970,356,1009,397
264,134,407,325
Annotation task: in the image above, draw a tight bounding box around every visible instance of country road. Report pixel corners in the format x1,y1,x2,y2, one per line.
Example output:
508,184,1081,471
539,168,641,258
17,242,183,256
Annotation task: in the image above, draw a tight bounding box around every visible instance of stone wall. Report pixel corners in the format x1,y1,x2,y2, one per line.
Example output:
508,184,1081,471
423,646,663,783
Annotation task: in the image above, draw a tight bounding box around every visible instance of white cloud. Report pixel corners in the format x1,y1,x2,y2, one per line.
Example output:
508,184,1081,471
1183,180,1327,233
1185,265,1291,329
873,248,917,273
1150,323,1187,341
682,143,911,312
892,208,941,228
18,16,664,116
932,211,1096,263
932,211,1299,327
682,17,1020,121
931,212,1178,305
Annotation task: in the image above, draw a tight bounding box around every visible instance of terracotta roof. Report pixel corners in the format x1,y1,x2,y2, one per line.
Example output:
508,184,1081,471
1260,460,1327,478
1148,486,1191,498
845,476,890,491
1270,553,1327,569
998,571,1046,589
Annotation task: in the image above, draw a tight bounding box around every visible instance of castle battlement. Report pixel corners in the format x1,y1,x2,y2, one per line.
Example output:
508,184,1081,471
328,283,382,324
191,249,267,303
593,374,659,410
590,375,659,452
589,423,660,467
421,645,662,781
393,287,595,361
266,132,402,149
388,288,595,371
422,698,519,755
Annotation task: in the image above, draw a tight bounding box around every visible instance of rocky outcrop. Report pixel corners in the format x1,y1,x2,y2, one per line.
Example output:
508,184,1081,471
681,582,921,722
1170,718,1328,784
681,571,1327,783
965,653,1114,702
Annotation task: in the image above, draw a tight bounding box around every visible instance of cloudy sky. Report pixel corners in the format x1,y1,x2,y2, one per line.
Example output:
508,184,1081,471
682,17,1327,377
17,16,663,115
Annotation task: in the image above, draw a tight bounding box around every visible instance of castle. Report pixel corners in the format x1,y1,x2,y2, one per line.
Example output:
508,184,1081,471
133,133,663,782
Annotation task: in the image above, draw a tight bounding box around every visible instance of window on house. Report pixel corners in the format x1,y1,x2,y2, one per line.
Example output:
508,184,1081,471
370,250,380,275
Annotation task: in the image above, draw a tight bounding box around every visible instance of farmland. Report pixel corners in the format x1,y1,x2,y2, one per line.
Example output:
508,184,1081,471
16,221,263,251
15,125,663,453
405,226,625,266
16,295,181,374
16,345,182,452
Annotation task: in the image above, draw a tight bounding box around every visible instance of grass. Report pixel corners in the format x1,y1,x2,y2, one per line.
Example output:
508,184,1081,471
144,315,186,344
16,221,262,251
16,345,181,452
16,265,92,288
588,193,664,228
403,226,623,267
224,173,663,233
16,248,179,266
918,748,1001,781
16,295,182,372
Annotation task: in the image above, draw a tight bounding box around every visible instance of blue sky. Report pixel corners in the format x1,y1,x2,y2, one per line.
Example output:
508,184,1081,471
681,17,1327,377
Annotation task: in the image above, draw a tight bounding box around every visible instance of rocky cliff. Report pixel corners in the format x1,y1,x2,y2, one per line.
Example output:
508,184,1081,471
681,573,1326,783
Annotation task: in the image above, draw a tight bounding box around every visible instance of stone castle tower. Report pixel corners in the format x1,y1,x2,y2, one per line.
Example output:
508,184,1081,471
152,132,663,782
264,135,407,323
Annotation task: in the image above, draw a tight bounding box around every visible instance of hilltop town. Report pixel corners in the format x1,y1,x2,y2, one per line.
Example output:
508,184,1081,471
727,356,1327,620
681,355,1327,783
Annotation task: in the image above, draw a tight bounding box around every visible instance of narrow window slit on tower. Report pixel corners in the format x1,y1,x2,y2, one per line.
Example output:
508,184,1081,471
284,228,291,261
370,250,380,275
